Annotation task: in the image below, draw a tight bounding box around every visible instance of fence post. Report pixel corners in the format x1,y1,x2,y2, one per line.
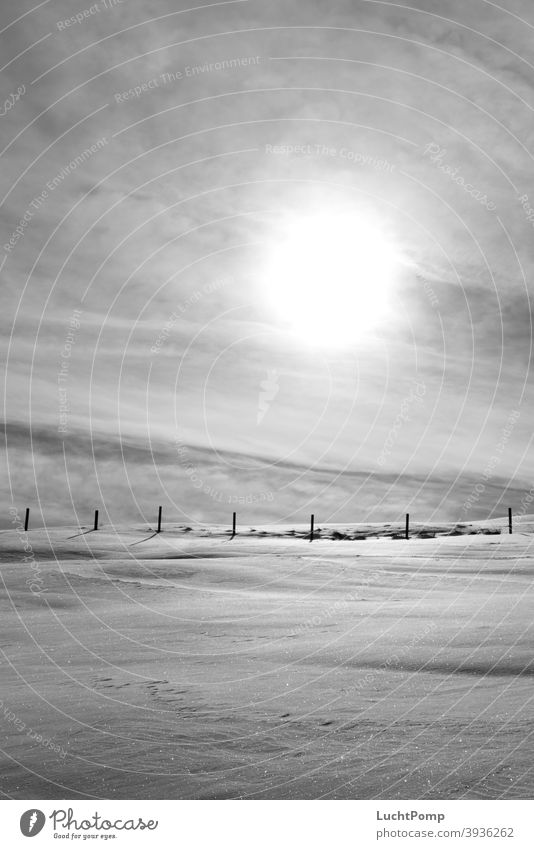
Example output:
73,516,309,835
93,509,99,531
231,511,237,539
24,508,30,532
508,507,512,535
310,514,315,542
405,513,409,540
157,505,162,533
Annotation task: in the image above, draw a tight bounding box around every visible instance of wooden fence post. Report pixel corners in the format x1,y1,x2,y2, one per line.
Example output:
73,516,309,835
157,506,162,533
508,507,512,535
405,513,409,540
94,509,99,531
232,511,237,538
310,514,315,542
24,508,30,532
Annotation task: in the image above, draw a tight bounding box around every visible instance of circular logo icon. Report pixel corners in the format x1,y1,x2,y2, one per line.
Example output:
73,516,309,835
20,810,45,837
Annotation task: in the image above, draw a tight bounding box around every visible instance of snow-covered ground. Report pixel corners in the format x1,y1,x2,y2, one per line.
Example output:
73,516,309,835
1,518,534,799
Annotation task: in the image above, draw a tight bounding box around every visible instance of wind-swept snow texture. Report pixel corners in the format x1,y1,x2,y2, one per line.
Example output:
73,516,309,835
1,518,534,799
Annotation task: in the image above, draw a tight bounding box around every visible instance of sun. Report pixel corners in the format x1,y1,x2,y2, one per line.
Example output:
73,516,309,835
263,211,400,347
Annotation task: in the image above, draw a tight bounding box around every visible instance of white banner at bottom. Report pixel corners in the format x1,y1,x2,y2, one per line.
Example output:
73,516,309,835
2,800,534,848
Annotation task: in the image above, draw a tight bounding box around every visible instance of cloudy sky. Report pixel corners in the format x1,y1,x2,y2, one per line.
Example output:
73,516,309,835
2,0,534,526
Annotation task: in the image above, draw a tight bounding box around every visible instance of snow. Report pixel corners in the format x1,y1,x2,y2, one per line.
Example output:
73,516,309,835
1,519,534,798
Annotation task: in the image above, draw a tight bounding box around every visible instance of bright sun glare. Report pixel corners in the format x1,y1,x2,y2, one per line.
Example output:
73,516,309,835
264,212,400,347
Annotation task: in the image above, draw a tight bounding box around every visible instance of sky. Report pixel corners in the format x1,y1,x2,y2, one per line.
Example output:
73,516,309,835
2,0,534,526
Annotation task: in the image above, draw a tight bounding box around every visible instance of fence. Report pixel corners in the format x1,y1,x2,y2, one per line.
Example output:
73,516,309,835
18,506,517,540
